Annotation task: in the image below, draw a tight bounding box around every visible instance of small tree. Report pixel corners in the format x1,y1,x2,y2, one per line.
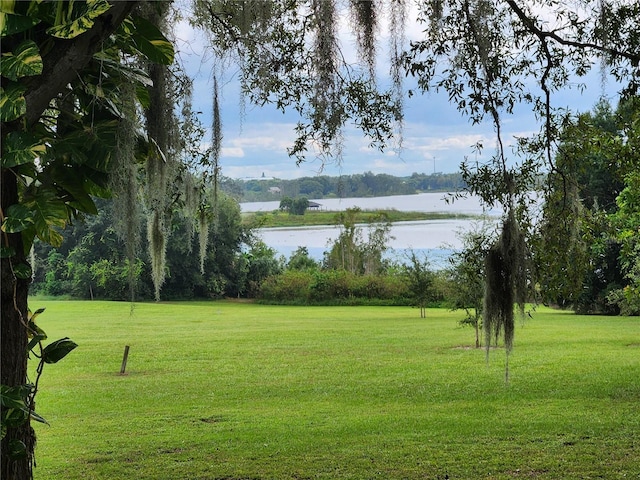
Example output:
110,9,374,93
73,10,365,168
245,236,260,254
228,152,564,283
291,197,310,215
325,208,393,275
279,197,294,212
447,223,495,348
403,251,434,318
287,246,319,271
324,208,363,273
279,196,309,215
362,213,393,275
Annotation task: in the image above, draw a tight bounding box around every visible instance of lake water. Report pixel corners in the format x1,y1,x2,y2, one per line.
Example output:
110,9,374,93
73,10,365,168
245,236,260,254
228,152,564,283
241,192,501,216
241,192,501,266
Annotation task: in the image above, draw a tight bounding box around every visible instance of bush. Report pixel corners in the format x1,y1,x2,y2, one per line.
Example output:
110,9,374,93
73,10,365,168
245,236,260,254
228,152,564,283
259,270,314,302
259,269,414,305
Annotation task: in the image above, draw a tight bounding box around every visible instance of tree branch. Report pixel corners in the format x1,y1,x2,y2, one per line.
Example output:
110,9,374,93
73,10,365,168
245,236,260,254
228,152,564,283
25,1,138,127
505,0,640,64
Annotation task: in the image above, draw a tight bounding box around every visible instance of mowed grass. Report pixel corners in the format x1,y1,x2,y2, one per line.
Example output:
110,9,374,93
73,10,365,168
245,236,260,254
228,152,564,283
30,300,640,479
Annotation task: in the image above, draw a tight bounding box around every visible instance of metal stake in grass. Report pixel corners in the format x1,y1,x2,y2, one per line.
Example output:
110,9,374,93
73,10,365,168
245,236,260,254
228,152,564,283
120,345,130,375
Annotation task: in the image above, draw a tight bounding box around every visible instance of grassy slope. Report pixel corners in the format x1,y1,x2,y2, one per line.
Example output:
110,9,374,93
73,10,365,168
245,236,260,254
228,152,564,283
32,300,640,479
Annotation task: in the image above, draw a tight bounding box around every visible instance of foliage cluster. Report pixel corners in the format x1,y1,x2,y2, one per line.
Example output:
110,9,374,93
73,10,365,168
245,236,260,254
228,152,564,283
246,209,465,228
0,308,76,467
30,194,281,301
31,203,457,312
258,269,412,306
535,98,640,315
278,196,310,215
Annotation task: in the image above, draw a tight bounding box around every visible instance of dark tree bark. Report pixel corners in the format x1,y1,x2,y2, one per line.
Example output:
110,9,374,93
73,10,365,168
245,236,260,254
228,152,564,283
1,2,138,478
1,170,32,480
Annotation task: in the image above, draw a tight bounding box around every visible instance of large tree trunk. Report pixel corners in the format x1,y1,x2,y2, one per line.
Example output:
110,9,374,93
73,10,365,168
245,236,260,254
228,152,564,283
1,169,33,479
1,3,139,479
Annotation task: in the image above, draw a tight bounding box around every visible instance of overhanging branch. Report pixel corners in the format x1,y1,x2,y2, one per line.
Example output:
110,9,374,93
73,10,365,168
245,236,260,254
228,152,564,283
25,1,138,127
505,0,640,64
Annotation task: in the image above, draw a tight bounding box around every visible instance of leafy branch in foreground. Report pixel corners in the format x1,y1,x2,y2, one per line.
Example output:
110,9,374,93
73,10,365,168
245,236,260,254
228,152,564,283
1,308,77,462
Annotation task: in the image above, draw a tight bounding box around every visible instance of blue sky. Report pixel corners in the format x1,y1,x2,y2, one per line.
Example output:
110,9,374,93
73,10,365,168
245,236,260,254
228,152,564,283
174,10,619,180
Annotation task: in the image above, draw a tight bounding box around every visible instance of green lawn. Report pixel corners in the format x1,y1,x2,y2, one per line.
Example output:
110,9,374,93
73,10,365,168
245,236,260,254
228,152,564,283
30,300,640,479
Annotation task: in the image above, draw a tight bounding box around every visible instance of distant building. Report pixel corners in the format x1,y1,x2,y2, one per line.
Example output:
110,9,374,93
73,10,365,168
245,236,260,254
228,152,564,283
268,187,281,194
308,201,322,210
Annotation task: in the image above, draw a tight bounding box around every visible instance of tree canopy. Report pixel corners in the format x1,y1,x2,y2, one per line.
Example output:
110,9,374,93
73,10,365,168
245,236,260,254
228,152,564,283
2,0,640,477
0,1,406,477
404,0,639,360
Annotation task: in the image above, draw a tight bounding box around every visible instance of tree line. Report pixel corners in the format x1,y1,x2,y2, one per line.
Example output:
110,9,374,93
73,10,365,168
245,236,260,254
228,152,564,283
221,172,466,202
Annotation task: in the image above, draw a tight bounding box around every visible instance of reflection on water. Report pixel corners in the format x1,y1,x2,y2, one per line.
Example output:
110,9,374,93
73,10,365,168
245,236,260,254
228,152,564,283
246,193,501,266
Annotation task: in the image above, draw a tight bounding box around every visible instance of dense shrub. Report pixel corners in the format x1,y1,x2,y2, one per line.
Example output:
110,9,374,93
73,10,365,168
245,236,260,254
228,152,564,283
351,274,408,301
259,269,417,305
310,270,352,301
259,270,314,302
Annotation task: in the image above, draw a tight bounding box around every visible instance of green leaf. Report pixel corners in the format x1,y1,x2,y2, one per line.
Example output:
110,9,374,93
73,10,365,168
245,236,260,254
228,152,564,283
29,410,49,426
27,335,46,352
0,3,41,37
0,385,27,409
13,263,32,280
7,439,27,459
1,204,35,233
0,0,40,16
0,246,16,258
0,39,42,81
42,338,77,364
48,165,99,215
1,131,47,168
23,189,68,247
53,120,118,172
131,15,174,65
27,314,48,351
0,83,27,122
0,385,30,431
0,13,39,37
27,318,47,338
46,0,111,39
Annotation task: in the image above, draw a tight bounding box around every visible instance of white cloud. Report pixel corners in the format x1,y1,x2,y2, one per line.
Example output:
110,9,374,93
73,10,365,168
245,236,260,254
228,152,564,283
221,147,244,158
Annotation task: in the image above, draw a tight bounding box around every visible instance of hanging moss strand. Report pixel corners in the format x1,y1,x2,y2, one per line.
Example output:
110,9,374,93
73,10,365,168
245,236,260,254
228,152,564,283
111,80,141,303
483,210,527,376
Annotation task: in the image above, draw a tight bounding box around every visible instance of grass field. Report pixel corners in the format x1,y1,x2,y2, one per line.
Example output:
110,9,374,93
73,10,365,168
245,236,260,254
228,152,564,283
30,300,640,479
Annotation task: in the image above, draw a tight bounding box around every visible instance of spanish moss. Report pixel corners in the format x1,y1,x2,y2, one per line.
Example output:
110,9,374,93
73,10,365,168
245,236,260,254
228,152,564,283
212,73,222,208
142,2,176,301
311,0,341,155
111,80,141,302
198,208,209,275
388,0,406,148
193,74,223,273
183,171,198,253
349,0,378,78
147,211,167,301
483,209,528,381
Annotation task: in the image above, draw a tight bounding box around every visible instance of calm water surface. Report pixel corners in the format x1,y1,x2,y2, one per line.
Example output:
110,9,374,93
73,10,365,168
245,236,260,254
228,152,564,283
241,192,501,215
241,192,501,264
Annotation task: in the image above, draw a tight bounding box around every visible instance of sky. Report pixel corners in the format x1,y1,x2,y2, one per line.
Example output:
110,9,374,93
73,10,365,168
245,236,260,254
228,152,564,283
173,4,620,181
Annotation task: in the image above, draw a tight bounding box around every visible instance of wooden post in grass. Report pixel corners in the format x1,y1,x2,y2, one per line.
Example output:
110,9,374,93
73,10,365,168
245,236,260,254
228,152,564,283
120,345,130,375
